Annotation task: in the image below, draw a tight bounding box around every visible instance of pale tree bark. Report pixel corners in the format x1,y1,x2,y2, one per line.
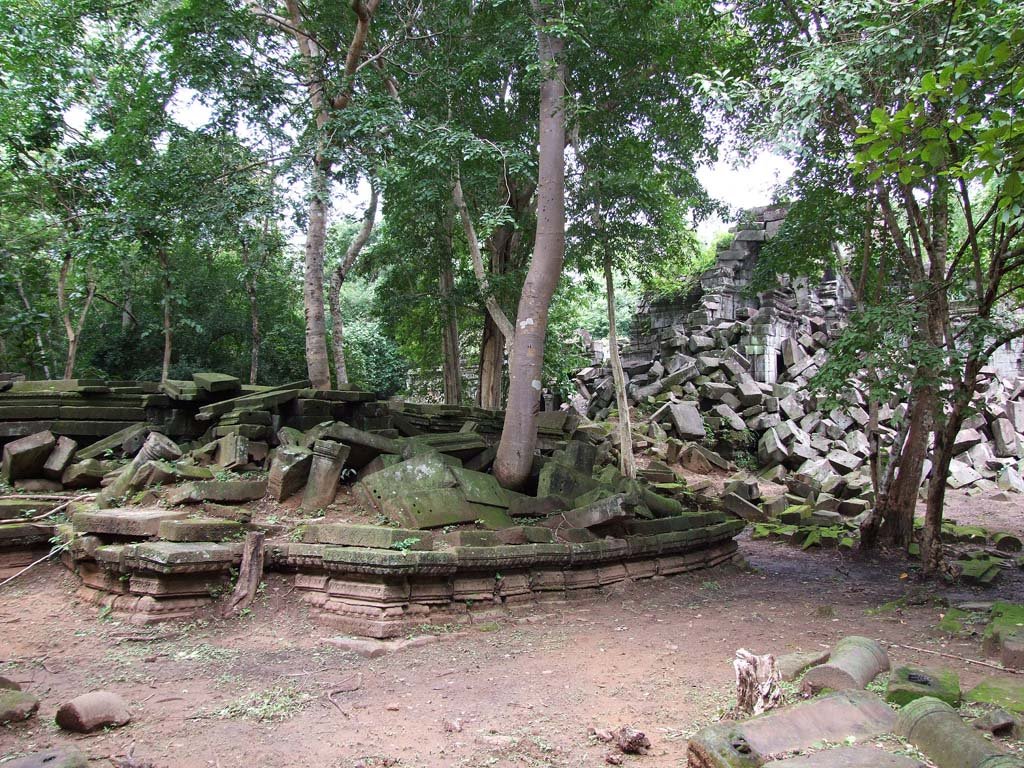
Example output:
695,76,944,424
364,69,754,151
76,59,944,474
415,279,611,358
158,250,172,384
250,0,381,390
494,2,565,490
603,250,635,479
475,181,533,410
57,251,96,380
14,279,51,379
304,163,332,388
329,186,378,388
247,276,261,384
453,171,516,349
439,211,462,404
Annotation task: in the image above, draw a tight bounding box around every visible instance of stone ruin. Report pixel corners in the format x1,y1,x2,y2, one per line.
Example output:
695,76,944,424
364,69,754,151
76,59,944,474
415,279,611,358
0,373,741,635
573,205,1024,560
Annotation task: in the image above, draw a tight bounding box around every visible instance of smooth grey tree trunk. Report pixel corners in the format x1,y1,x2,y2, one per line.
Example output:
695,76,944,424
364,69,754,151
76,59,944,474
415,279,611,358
604,251,635,479
494,3,566,489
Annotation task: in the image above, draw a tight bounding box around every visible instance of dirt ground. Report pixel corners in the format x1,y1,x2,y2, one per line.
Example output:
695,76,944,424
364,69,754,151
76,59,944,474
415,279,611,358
2,490,1023,768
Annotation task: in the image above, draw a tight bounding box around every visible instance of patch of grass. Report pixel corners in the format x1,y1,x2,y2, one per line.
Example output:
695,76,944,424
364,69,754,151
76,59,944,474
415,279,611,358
415,623,458,635
866,597,906,616
173,643,239,664
701,580,721,591
214,685,311,722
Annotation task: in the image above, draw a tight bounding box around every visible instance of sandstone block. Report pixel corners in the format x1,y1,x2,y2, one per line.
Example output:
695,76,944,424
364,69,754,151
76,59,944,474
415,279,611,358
55,691,130,733
1,430,55,481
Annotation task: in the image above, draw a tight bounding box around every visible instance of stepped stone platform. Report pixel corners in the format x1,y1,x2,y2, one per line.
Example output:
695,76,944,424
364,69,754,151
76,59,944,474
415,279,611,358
1,378,748,633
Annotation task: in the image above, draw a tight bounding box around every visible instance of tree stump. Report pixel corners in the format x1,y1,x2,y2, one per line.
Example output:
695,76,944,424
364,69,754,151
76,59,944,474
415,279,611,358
222,531,265,617
734,649,782,716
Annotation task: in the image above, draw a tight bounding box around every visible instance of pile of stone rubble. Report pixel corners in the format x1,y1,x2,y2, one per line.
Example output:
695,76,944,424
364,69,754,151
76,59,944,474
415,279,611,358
574,206,1024,528
689,618,1024,768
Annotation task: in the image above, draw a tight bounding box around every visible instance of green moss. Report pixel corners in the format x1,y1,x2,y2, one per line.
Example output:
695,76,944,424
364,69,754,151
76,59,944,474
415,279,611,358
886,666,961,707
966,677,1024,713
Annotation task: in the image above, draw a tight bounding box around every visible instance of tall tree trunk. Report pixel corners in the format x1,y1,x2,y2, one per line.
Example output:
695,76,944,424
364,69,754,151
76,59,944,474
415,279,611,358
876,388,931,546
494,3,565,490
304,158,332,390
121,291,132,331
14,280,51,379
246,276,261,384
57,252,96,380
439,245,462,405
329,186,378,388
478,315,504,409
453,172,516,349
604,250,635,479
159,250,172,384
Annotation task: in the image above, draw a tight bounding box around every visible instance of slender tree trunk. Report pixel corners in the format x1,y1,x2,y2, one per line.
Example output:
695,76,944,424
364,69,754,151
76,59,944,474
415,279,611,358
247,276,260,384
329,186,378,388
121,291,132,331
604,250,635,479
328,272,347,385
453,172,516,348
877,388,931,546
57,252,96,380
159,250,172,384
15,280,51,379
304,159,332,389
478,315,504,409
494,4,565,490
439,246,462,405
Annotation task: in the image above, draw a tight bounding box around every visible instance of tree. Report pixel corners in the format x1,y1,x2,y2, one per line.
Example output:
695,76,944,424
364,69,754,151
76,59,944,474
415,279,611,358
717,0,1024,570
493,0,567,489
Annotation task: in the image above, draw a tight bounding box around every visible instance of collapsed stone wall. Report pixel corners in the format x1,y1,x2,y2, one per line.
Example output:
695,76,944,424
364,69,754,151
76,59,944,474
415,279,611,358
574,206,1024,499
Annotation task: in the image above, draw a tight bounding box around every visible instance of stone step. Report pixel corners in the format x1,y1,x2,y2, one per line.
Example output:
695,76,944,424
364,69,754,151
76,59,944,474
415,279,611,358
72,508,190,537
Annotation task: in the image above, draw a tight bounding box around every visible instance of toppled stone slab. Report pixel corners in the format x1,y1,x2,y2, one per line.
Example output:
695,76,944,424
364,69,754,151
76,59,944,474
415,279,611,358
687,690,897,768
75,423,149,460
72,507,190,537
551,493,634,531
158,518,243,542
1,430,55,481
55,690,130,733
0,689,39,723
973,709,1019,738
777,649,830,682
192,372,240,393
62,459,111,489
802,636,889,694
722,492,767,523
966,676,1024,714
267,445,312,502
42,435,77,480
886,665,961,707
670,403,706,440
165,479,267,505
762,747,925,768
896,695,1024,768
301,439,350,511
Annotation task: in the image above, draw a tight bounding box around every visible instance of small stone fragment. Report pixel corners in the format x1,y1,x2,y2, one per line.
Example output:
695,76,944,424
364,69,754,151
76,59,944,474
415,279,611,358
55,690,131,733
0,689,39,723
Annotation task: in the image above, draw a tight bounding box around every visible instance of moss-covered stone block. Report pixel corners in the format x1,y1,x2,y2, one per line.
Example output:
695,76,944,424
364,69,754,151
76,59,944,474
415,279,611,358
886,665,961,707
966,676,1024,713
0,689,39,723
307,523,433,550
984,602,1024,655
157,518,243,542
